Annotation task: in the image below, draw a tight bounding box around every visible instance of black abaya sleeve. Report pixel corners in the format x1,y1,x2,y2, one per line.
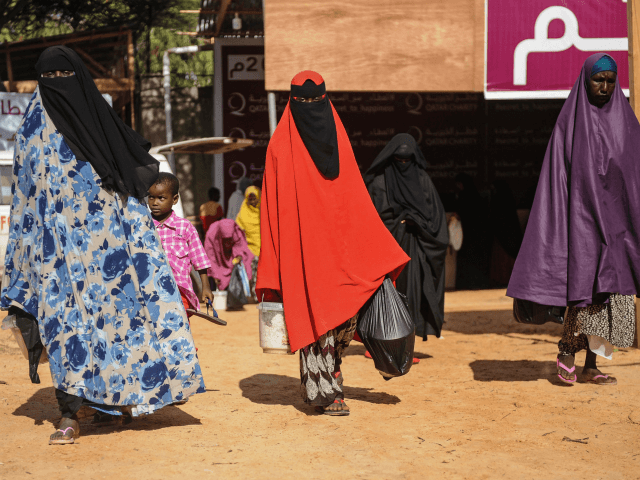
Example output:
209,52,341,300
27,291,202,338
367,174,398,226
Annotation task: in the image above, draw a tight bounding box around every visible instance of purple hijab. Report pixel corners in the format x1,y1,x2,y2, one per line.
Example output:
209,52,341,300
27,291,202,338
204,219,254,290
507,53,640,307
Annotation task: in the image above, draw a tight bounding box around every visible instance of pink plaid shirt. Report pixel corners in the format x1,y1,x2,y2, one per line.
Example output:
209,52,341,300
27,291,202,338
153,211,211,310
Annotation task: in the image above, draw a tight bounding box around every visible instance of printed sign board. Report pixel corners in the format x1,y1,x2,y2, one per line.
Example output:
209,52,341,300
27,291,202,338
0,92,113,151
214,39,268,205
0,93,33,151
485,0,629,99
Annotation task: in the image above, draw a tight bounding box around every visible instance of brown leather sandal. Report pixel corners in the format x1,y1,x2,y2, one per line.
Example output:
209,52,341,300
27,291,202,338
315,399,350,416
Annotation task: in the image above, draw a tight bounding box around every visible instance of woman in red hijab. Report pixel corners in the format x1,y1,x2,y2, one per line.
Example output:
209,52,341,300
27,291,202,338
257,71,409,416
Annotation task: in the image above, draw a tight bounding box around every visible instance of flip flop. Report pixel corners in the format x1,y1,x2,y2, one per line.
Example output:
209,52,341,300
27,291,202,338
557,358,577,384
49,427,76,445
315,399,350,416
583,369,617,385
49,418,79,445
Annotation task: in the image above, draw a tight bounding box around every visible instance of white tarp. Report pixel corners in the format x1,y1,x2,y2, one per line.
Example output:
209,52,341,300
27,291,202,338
0,92,113,151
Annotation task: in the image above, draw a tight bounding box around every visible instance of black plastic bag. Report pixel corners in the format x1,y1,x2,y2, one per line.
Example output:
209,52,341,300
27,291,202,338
227,263,248,310
357,278,415,380
512,298,565,325
9,306,45,384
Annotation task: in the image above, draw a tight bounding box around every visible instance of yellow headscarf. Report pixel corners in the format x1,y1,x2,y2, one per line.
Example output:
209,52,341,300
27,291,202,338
235,186,261,256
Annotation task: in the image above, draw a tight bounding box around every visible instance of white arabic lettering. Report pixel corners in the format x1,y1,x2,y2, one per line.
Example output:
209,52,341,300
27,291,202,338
513,6,628,86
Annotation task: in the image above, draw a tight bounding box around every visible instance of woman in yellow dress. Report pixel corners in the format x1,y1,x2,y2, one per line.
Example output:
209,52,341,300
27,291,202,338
236,186,261,256
235,186,261,299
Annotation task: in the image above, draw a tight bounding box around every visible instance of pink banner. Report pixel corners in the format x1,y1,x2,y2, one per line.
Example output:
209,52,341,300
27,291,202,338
486,0,629,99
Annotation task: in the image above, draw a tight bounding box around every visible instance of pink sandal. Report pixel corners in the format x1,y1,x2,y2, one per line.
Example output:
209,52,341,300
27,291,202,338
583,369,617,385
557,358,577,384
49,426,77,445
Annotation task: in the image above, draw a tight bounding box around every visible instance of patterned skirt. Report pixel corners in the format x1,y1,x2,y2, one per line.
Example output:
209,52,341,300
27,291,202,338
299,316,357,407
559,293,636,356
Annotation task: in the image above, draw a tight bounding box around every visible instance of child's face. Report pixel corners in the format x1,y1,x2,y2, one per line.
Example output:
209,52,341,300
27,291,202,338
148,183,179,221
247,193,259,207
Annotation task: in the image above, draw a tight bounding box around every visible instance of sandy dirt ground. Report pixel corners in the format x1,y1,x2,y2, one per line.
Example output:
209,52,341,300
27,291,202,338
1,289,639,479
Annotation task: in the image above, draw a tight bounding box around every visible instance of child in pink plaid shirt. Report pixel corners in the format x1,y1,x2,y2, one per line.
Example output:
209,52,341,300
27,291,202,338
148,173,213,314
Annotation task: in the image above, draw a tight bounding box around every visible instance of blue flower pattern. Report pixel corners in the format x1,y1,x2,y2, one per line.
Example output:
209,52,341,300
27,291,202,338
0,89,205,416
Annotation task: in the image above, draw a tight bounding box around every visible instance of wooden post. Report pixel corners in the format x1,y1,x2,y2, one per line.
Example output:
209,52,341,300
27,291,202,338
5,50,14,92
629,0,640,347
214,0,232,37
127,30,136,130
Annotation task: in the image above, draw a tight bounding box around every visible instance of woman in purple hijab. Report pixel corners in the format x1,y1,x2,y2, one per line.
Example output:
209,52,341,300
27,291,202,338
204,219,255,290
507,53,638,385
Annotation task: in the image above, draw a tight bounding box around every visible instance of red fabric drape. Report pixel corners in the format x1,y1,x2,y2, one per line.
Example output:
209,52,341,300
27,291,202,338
257,75,409,352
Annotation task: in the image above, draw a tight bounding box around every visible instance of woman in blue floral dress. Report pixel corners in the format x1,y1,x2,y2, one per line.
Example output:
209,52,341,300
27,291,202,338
1,46,205,445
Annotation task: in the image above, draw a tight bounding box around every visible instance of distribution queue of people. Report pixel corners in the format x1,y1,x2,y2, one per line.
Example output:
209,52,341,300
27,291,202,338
1,46,636,442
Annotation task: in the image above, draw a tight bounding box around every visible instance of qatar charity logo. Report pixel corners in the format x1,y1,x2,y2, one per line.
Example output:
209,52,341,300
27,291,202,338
513,6,628,86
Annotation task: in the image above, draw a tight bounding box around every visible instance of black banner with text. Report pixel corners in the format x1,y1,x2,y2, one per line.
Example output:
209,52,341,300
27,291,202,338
219,43,563,207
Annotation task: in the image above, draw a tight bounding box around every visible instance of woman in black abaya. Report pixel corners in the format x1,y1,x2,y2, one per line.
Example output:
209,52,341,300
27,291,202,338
364,134,449,347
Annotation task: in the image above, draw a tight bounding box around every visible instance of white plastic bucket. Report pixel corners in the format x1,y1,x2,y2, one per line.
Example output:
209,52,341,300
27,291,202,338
213,291,228,311
257,302,293,355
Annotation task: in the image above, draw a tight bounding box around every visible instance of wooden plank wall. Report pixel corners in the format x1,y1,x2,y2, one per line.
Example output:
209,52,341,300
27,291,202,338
264,0,485,92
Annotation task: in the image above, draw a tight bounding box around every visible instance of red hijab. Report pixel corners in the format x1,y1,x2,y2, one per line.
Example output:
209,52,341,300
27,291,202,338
256,71,409,352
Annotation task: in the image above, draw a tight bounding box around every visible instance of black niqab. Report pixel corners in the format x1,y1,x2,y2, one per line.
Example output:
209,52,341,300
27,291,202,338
364,133,449,339
365,133,442,234
289,79,339,179
36,46,159,198
386,160,435,228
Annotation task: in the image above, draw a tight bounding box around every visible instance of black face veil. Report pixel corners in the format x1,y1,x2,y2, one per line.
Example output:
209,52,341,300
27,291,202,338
35,45,159,198
364,133,440,234
289,79,339,179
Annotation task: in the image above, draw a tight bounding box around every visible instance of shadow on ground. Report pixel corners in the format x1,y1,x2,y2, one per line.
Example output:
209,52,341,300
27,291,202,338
239,373,401,414
13,386,202,437
469,359,561,383
444,310,565,337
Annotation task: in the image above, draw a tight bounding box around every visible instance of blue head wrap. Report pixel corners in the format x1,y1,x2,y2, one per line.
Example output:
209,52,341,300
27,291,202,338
591,55,617,76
